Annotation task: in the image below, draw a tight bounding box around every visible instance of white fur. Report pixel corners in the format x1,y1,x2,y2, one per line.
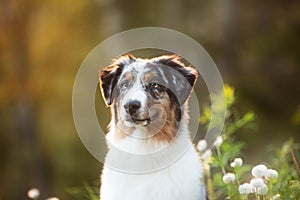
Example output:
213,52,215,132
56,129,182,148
100,117,206,200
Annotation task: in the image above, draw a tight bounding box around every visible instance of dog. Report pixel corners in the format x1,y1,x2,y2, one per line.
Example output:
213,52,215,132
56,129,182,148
99,54,207,200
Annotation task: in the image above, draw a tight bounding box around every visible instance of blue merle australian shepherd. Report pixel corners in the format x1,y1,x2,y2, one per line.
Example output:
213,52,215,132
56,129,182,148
99,54,207,200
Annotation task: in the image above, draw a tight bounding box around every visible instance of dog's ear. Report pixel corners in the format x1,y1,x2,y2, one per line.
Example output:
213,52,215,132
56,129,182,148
152,55,198,105
99,54,136,106
99,66,121,106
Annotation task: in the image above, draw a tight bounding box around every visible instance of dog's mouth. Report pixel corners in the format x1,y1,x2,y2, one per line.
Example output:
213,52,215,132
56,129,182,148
131,117,151,126
123,112,159,127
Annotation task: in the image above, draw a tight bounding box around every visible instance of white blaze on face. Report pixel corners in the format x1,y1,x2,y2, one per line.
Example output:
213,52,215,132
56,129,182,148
123,84,147,108
119,59,149,122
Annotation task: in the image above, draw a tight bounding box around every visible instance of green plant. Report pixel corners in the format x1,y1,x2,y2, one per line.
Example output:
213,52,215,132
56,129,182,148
198,85,300,200
67,182,99,200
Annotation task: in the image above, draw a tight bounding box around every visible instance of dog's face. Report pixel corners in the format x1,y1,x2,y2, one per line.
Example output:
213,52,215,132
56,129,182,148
99,54,198,141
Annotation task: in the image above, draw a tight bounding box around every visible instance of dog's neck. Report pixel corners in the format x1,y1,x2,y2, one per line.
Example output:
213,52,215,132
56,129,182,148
104,114,193,173
106,112,190,154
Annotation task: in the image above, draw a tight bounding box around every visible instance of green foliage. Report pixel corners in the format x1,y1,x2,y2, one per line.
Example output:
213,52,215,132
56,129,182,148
199,85,300,200
67,182,99,200
270,139,300,199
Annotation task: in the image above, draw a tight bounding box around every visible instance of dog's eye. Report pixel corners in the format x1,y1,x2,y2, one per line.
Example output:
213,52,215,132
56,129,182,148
149,83,159,89
120,82,128,90
149,82,160,89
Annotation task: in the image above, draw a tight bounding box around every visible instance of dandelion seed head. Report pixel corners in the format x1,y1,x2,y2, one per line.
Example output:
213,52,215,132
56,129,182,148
46,197,60,200
231,158,243,168
250,177,264,188
266,169,278,179
256,184,268,195
214,136,223,147
196,140,207,152
238,183,254,194
27,188,40,199
251,164,268,177
234,158,243,166
222,173,236,184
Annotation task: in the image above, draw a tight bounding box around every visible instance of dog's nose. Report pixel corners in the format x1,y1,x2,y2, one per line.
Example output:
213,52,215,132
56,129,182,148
124,100,141,114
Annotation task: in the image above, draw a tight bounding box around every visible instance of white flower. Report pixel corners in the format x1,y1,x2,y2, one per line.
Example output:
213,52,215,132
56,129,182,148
27,188,40,199
46,197,60,200
222,173,236,184
238,183,254,194
197,140,207,152
250,177,264,188
266,169,278,179
271,194,280,200
230,158,243,168
251,164,268,177
214,136,223,147
256,184,268,195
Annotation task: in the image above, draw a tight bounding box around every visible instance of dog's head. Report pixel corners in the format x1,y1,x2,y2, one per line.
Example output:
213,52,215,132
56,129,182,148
99,54,198,141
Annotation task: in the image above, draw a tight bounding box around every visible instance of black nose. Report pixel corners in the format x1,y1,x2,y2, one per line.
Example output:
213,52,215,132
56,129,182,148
124,100,141,114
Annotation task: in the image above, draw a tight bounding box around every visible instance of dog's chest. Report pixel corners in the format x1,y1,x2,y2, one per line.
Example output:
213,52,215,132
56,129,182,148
100,145,206,200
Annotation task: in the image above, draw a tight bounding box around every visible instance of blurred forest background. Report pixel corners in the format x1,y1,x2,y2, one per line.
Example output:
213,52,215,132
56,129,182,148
1,0,300,199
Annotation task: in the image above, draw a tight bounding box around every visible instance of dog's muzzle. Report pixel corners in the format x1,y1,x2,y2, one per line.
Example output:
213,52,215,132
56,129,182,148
124,100,151,126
